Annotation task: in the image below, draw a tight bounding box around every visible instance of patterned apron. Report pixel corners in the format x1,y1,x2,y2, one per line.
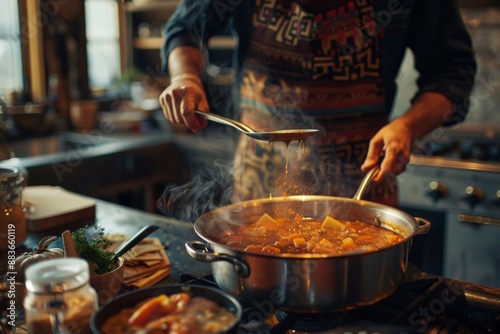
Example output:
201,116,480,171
232,0,398,207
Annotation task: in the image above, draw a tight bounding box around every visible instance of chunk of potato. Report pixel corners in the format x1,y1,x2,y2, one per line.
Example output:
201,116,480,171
321,216,345,230
255,213,279,230
319,238,335,248
313,246,335,254
293,237,307,248
245,226,267,237
341,237,357,250
306,240,317,252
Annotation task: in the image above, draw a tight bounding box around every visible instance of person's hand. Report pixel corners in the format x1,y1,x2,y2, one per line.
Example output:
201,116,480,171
158,73,209,132
361,119,412,182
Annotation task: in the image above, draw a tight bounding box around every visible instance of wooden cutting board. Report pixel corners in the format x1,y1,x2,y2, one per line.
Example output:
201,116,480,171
23,186,96,232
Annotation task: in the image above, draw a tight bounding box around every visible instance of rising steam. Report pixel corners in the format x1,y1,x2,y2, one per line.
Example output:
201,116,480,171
156,154,234,223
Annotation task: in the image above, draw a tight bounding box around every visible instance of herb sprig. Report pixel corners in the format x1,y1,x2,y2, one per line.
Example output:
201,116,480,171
72,225,116,274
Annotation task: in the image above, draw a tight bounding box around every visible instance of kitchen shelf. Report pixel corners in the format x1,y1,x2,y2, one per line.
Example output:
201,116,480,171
125,0,180,12
122,0,179,78
133,37,163,49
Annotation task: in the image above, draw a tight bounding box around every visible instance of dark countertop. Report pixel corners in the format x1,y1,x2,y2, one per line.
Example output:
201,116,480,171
16,197,212,283
3,115,236,170
4,130,177,168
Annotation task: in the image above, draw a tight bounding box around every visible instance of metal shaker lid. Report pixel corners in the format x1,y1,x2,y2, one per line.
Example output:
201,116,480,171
25,258,90,293
0,166,23,188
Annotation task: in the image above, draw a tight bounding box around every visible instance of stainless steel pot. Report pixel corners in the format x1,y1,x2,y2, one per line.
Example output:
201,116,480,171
185,169,431,313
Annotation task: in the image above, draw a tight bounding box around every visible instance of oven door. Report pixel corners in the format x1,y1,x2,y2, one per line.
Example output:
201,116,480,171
444,210,500,288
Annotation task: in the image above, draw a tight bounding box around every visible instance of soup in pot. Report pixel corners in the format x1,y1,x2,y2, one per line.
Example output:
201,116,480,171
214,214,404,255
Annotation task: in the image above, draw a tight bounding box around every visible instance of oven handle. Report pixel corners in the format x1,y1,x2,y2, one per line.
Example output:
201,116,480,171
457,214,500,227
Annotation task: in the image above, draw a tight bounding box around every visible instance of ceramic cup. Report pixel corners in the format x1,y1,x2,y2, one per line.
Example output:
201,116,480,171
70,100,98,131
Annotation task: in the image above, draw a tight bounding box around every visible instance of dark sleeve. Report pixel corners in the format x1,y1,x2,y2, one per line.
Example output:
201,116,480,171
160,0,236,74
407,0,477,125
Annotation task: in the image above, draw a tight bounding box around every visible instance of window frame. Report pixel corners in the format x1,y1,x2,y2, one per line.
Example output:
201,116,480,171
4,0,125,103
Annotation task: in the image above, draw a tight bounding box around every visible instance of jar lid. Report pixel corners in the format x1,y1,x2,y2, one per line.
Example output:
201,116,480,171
25,258,90,294
0,167,23,188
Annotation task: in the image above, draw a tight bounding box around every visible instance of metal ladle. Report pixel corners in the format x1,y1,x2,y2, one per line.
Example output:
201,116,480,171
195,110,319,142
110,225,159,262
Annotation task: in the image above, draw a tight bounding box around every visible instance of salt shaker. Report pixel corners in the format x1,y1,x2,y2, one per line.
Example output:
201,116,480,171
0,166,27,249
24,258,98,334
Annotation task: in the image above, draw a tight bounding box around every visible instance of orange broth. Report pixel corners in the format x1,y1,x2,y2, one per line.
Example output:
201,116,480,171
216,214,404,255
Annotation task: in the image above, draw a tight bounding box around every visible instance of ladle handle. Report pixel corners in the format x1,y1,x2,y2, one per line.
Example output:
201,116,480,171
111,225,159,261
353,166,379,201
194,110,255,133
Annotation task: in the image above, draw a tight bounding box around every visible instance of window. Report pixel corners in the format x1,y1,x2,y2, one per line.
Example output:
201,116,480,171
85,0,122,95
0,0,24,100
0,0,122,103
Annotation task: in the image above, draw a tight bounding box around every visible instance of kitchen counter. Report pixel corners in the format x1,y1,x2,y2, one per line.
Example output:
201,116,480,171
16,197,211,282
0,197,211,334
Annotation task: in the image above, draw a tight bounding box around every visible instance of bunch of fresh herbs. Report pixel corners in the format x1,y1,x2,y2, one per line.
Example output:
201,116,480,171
72,225,116,274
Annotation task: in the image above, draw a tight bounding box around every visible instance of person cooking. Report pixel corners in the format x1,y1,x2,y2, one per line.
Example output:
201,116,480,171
158,0,476,207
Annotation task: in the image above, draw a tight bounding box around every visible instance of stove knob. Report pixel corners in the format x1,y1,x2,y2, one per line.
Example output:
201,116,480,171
426,181,447,201
462,186,484,208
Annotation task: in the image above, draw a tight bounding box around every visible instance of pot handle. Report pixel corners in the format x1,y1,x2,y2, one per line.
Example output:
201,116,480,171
185,241,250,278
414,217,431,235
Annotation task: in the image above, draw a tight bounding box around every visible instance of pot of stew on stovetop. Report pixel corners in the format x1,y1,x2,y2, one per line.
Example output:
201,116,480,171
185,167,431,313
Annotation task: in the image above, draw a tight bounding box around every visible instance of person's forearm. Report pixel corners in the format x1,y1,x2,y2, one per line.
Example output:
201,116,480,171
167,46,205,78
395,92,454,141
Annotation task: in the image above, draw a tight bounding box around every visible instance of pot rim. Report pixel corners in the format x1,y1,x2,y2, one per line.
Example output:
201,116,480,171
194,195,427,259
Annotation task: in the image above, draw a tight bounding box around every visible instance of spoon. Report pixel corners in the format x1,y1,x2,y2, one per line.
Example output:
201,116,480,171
194,110,319,142
110,225,159,262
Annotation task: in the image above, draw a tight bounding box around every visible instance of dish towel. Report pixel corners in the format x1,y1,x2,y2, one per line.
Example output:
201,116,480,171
106,234,170,289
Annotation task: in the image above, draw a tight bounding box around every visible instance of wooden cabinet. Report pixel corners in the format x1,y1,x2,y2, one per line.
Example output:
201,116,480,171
122,0,180,76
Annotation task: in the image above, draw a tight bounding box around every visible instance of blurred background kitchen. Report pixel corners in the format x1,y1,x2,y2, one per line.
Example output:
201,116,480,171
0,0,499,287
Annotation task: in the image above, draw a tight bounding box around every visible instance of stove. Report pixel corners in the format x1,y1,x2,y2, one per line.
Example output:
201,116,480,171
398,128,500,288
180,264,500,333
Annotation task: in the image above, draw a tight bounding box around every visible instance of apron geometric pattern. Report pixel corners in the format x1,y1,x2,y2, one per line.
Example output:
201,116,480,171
233,0,398,206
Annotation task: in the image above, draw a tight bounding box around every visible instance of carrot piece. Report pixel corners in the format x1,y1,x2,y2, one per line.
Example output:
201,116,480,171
128,294,169,327
145,314,182,331
244,244,264,252
358,234,376,242
283,233,300,241
262,245,281,254
169,292,191,312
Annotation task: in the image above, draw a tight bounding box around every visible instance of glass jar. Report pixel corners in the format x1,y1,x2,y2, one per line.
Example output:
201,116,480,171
0,166,27,249
24,258,98,334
